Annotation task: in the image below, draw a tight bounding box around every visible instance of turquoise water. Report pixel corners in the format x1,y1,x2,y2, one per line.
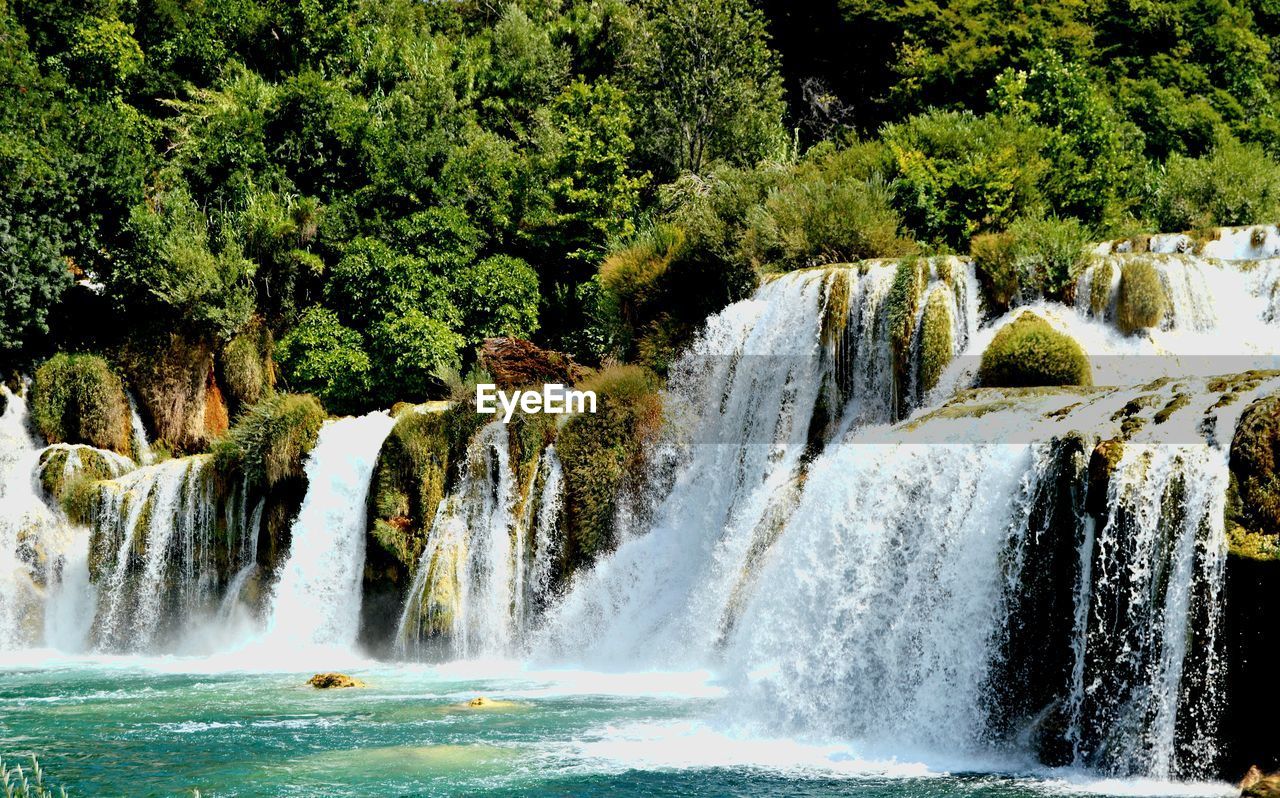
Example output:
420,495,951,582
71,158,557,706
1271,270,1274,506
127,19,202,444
0,658,1233,798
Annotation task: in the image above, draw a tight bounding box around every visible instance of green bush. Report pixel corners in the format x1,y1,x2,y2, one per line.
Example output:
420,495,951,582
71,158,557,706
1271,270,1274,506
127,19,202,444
739,142,916,270
969,216,1092,313
370,310,464,403
978,312,1092,388
275,307,372,415
884,110,1049,246
218,317,275,415
1148,141,1280,232
212,393,326,488
1115,258,1166,335
449,254,540,344
324,237,458,334
30,353,131,454
557,366,663,570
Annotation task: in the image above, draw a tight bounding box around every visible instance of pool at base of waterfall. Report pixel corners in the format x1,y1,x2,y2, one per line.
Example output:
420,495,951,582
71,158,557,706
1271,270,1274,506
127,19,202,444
0,659,1235,798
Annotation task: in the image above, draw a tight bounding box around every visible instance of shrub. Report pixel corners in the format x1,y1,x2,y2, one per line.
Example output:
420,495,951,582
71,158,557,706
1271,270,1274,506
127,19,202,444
978,312,1092,388
969,216,1092,313
370,310,464,403
1115,258,1166,334
556,366,663,569
739,149,916,269
449,254,540,344
275,307,372,414
1227,394,1280,538
218,317,275,415
30,354,131,454
212,393,326,488
600,225,687,325
1148,141,1280,231
884,110,1049,246
324,237,458,334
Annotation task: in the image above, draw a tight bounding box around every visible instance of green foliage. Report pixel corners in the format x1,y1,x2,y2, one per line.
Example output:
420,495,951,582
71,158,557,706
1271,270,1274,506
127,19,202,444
324,237,457,333
116,182,254,339
450,255,540,344
66,17,144,94
885,110,1050,246
275,307,371,414
212,393,326,488
969,216,1092,312
740,142,917,270
978,312,1092,388
633,0,786,175
218,317,275,414
370,310,464,402
30,354,131,454
1115,258,1167,334
1148,141,1280,231
557,366,662,569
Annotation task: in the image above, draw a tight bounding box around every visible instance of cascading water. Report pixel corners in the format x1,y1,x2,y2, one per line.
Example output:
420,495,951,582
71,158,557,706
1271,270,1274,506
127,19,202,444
261,411,396,651
88,455,240,652
395,423,566,658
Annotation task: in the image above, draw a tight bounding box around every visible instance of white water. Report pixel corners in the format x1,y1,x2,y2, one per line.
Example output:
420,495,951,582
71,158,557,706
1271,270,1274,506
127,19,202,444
395,422,567,658
261,411,395,651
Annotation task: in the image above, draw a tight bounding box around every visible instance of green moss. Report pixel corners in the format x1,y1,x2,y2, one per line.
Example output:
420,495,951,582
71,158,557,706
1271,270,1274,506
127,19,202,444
1153,392,1191,424
978,313,1092,389
212,393,326,489
30,354,132,455
367,404,484,572
887,258,927,415
1088,259,1114,317
1116,258,1167,334
820,269,852,348
557,365,663,571
36,446,129,511
970,231,1019,314
1226,394,1280,539
1087,438,1124,518
1227,523,1280,561
219,317,276,416
917,286,954,395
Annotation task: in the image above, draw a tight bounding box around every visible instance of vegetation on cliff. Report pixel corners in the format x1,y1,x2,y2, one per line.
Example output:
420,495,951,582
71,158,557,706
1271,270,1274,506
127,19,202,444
1227,394,1280,558
557,365,663,570
212,393,326,489
30,354,131,456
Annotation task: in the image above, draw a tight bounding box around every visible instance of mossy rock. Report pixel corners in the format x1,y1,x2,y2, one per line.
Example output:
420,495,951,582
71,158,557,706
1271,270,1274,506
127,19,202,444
1087,438,1124,518
917,286,954,396
1088,259,1114,317
367,404,483,572
37,445,133,513
558,366,663,572
30,354,132,455
307,672,365,689
978,313,1092,389
886,258,928,416
119,331,225,453
1244,774,1280,797
218,317,276,417
1227,394,1280,539
213,393,326,489
1115,258,1167,335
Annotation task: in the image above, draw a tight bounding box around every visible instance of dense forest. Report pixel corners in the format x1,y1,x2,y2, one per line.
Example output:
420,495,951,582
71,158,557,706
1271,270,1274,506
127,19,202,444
4,0,1280,418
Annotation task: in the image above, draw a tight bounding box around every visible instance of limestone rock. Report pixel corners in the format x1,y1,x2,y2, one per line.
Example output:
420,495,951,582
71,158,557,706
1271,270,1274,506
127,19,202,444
307,672,365,689
1243,774,1280,798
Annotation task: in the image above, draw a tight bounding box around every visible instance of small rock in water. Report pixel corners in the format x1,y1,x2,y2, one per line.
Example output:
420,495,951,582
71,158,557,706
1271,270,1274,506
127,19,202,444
451,696,522,711
1242,767,1280,798
307,672,365,689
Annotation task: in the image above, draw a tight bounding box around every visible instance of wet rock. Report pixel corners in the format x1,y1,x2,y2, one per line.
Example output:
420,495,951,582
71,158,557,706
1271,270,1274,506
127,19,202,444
307,672,365,689
1243,772,1280,798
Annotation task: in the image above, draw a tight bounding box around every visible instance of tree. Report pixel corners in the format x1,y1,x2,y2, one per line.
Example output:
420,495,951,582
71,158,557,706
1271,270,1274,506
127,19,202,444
634,0,786,176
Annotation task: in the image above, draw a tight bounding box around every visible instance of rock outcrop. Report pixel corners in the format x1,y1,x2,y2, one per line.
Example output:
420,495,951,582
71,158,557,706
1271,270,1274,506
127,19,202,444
477,337,584,389
307,672,364,689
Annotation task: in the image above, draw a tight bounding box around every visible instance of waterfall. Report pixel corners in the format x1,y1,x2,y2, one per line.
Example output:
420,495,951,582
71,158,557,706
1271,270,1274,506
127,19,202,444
88,455,235,651
534,263,977,666
262,411,395,650
0,387,133,649
395,423,566,659
126,391,154,465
